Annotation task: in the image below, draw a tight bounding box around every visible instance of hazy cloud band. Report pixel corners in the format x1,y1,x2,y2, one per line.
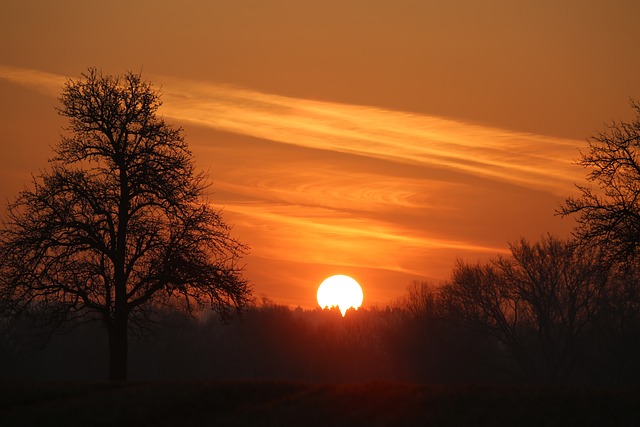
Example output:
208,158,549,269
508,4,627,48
1,65,581,195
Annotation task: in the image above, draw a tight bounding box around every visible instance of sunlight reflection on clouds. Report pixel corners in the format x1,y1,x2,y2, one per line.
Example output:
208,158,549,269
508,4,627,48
0,65,584,306
222,203,505,273
152,75,580,195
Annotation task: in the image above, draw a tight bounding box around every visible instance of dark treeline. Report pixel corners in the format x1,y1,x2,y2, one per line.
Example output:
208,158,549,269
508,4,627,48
3,236,639,386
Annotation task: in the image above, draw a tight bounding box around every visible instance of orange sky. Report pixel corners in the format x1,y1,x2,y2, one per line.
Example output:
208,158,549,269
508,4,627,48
1,1,639,308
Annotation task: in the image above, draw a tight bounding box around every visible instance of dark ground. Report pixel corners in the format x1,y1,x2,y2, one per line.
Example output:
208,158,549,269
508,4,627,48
1,381,639,426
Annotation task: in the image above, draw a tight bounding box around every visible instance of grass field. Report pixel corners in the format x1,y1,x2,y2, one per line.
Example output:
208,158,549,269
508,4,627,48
1,381,639,426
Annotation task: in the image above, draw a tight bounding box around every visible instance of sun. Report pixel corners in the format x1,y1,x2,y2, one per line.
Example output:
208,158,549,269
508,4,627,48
317,275,364,316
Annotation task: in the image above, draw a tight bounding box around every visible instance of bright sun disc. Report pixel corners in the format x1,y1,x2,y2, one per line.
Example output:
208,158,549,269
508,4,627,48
317,275,364,316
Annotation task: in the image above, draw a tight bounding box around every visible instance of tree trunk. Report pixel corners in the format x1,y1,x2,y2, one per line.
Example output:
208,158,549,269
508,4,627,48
110,161,130,381
107,317,128,381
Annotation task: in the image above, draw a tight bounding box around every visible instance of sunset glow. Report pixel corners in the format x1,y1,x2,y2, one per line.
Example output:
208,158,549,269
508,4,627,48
3,0,640,408
1,1,638,310
317,275,364,316
0,64,596,307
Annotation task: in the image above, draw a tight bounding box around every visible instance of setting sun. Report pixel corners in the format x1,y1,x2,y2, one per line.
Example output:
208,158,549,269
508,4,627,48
317,275,364,316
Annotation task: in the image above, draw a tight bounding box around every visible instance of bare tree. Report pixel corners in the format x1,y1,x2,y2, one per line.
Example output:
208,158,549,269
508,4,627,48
497,236,608,381
0,68,251,381
440,259,537,379
441,236,608,382
397,281,439,319
560,100,640,265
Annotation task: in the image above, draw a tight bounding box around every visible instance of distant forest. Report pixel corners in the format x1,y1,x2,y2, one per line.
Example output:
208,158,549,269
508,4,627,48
3,237,640,386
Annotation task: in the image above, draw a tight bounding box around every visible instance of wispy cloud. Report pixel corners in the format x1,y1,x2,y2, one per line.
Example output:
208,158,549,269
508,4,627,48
0,65,65,97
1,65,581,194
223,202,504,272
158,75,580,194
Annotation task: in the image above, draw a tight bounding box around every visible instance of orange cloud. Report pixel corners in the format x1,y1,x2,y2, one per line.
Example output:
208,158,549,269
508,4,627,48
0,65,581,194
0,65,65,96
157,75,580,195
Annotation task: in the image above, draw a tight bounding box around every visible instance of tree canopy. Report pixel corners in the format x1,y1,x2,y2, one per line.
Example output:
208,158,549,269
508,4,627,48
0,68,251,380
560,100,640,265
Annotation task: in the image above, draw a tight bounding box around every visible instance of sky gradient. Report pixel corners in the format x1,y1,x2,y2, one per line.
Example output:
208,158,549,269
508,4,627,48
1,1,639,307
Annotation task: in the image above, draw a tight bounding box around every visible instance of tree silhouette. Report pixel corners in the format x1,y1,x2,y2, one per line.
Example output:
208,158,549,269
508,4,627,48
441,236,608,382
496,236,608,382
560,100,640,265
0,68,251,381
